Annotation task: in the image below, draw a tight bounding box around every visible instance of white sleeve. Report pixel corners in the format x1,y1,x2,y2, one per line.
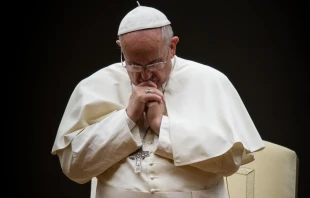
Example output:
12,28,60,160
154,115,245,177
56,109,142,184
154,115,173,159
124,109,140,141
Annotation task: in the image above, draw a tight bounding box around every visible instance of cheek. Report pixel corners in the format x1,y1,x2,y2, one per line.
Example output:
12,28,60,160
128,72,140,83
159,67,172,83
152,71,163,79
152,71,166,83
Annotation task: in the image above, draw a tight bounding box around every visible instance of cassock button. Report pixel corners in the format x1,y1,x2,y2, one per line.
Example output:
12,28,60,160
150,189,159,194
150,175,158,180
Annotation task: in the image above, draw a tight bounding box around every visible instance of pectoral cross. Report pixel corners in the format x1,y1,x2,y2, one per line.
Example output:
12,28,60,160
129,147,150,173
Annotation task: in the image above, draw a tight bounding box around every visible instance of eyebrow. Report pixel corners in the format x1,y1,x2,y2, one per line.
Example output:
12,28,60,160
128,58,163,66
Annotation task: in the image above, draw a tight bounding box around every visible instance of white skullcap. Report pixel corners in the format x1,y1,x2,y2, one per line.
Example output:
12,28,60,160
118,4,171,36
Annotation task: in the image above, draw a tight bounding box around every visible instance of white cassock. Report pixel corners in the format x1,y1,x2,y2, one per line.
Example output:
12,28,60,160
51,56,265,198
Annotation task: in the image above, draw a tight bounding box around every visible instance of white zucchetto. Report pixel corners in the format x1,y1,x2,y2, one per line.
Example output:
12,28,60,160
117,5,171,36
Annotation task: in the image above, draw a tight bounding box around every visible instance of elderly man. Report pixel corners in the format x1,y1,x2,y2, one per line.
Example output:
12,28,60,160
51,3,264,198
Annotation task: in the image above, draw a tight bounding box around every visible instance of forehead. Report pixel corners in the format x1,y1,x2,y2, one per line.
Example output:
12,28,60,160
120,29,165,56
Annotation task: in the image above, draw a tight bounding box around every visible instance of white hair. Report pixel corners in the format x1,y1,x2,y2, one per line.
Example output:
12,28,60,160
161,25,174,45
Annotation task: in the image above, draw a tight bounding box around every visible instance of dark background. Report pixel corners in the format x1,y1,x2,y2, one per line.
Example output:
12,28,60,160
18,0,307,197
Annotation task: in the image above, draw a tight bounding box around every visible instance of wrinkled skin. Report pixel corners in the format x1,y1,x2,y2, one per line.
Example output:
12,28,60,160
116,28,179,133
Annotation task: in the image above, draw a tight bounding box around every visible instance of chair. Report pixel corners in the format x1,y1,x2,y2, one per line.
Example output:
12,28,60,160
90,141,299,198
91,177,97,198
225,140,299,198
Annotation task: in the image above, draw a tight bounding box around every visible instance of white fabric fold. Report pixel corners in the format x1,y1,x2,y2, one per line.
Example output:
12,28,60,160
165,57,264,166
51,56,264,169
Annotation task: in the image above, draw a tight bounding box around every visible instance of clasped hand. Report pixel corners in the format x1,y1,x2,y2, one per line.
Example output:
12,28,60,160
126,81,165,134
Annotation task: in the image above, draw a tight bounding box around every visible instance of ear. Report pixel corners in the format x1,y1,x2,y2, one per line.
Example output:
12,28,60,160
116,40,121,47
170,36,179,58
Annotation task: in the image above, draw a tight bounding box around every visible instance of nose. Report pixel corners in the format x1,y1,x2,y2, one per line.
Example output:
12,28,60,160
141,68,152,80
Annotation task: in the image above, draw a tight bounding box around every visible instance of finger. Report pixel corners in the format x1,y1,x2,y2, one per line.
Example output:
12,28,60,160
138,81,157,88
146,101,159,108
143,94,163,104
144,88,164,99
134,86,165,102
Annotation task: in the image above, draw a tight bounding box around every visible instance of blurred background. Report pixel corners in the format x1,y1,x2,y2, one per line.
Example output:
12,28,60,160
18,0,306,197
